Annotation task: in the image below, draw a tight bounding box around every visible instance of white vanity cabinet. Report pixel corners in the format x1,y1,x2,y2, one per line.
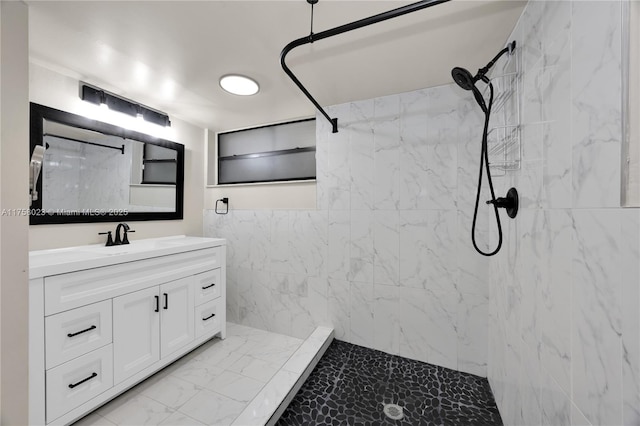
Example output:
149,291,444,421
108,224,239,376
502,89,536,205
29,236,226,426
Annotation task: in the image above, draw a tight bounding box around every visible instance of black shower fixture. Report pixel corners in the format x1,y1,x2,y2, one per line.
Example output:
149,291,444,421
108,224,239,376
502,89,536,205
487,187,518,219
451,67,488,112
451,67,480,91
452,41,518,257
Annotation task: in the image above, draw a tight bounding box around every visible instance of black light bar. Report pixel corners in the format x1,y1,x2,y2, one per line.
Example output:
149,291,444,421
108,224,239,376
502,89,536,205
80,83,171,127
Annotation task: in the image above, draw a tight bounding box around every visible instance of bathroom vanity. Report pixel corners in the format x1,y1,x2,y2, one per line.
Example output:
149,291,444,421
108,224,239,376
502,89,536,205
28,236,226,425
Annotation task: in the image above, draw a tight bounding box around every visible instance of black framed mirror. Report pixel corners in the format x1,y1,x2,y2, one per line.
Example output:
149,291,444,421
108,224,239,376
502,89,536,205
29,103,184,225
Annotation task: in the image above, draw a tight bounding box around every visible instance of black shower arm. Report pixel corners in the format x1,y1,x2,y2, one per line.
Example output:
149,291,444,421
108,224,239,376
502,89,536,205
280,0,450,133
476,41,516,81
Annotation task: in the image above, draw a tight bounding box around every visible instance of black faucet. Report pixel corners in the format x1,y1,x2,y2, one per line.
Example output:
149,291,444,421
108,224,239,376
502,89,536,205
114,223,135,245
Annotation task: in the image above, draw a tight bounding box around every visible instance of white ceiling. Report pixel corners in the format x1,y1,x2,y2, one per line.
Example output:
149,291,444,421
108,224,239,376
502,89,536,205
27,0,525,132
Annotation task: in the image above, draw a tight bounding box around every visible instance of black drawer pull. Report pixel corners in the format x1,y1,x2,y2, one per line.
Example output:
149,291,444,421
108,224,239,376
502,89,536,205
163,293,168,310
154,295,159,313
202,283,216,290
202,313,216,321
67,325,97,338
68,372,97,389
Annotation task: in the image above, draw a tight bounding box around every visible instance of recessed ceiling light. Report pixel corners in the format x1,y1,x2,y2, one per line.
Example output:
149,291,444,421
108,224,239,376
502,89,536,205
219,74,259,96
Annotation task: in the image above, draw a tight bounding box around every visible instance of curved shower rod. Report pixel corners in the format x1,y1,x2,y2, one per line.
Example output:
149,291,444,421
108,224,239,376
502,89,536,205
280,0,451,133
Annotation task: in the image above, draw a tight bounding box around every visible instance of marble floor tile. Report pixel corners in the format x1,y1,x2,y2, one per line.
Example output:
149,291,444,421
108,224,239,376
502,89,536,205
158,412,205,426
139,375,202,410
243,342,298,366
228,355,282,382
192,342,247,370
177,389,246,426
167,359,225,388
98,394,174,426
242,332,303,351
206,370,265,402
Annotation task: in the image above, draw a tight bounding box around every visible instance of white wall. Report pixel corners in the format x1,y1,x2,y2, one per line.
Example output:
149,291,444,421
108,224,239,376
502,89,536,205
487,1,640,425
29,64,207,250
0,1,30,423
204,85,492,377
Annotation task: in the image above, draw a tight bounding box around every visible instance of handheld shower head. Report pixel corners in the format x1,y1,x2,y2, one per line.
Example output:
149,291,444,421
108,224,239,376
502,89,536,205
452,66,487,112
451,67,475,91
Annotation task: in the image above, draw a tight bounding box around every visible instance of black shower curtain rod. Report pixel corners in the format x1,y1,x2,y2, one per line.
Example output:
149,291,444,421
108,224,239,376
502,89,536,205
280,0,451,133
44,133,125,154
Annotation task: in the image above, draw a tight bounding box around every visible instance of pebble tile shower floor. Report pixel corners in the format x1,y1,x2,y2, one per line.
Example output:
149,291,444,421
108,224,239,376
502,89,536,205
276,340,502,426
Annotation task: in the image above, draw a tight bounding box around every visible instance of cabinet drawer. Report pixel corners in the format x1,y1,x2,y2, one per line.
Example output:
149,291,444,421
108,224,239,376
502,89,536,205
195,298,222,339
193,269,221,306
45,300,112,369
46,345,113,423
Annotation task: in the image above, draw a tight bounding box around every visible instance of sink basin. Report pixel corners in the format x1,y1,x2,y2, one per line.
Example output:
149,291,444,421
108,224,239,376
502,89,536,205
80,238,191,256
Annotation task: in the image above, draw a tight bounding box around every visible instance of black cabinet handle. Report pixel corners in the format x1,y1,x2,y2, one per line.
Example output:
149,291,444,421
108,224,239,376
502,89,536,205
202,313,216,321
202,283,216,290
154,295,159,312
67,325,97,338
68,372,97,389
163,293,168,310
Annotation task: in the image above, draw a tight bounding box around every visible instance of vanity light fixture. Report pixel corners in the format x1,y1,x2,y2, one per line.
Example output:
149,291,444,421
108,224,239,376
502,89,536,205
219,74,259,96
80,83,171,127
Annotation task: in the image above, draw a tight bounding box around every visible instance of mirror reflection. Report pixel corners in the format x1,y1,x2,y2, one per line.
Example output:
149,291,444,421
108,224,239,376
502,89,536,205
43,120,177,213
30,103,184,224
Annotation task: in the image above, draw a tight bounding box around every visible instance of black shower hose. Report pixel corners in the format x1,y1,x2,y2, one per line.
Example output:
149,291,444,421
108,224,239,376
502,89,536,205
471,82,503,256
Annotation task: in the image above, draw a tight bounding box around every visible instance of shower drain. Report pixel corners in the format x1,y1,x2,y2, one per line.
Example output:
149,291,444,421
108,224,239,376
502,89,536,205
383,403,404,420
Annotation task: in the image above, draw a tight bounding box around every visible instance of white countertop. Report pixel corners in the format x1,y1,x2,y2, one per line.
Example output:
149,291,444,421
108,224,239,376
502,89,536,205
29,235,226,279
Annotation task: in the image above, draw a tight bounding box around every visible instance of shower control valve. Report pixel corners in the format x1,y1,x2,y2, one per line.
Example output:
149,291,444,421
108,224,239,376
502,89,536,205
486,187,519,219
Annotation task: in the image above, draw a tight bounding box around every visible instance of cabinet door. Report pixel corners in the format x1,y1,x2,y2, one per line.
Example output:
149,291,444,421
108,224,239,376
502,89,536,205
160,277,194,358
113,287,160,384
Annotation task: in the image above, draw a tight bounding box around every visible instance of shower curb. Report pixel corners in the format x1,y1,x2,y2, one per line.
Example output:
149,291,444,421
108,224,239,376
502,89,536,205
230,326,334,426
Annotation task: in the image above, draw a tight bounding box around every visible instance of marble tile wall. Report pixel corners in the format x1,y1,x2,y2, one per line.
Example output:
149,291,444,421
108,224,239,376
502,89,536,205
204,84,492,377
487,1,640,425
